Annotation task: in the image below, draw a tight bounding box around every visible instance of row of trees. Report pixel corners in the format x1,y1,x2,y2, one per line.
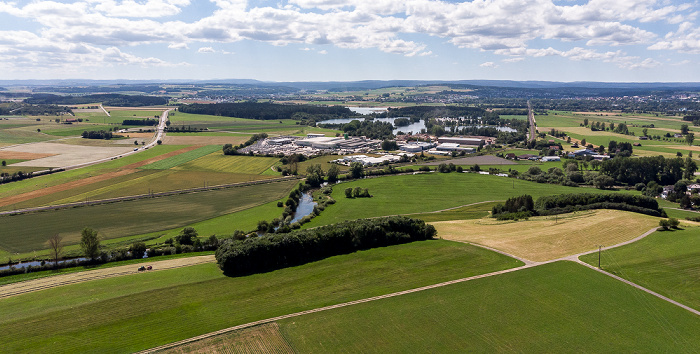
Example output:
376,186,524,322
81,130,115,139
492,193,666,220
122,118,158,126
215,216,436,276
26,94,167,107
179,102,353,120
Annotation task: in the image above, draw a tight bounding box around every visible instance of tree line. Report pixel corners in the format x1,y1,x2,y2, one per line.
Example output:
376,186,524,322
492,193,665,220
122,118,158,126
25,94,167,107
215,216,436,276
179,102,353,120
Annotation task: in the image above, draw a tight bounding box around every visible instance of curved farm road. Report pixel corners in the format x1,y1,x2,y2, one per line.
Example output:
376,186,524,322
0,255,214,299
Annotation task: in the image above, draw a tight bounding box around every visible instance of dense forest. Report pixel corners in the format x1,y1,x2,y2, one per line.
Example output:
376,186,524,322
0,103,73,116
179,102,354,120
25,94,168,107
600,156,697,185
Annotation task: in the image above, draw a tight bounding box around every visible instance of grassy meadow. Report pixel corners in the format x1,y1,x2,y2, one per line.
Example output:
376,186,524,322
580,225,700,310
0,240,521,353
306,172,639,228
279,261,700,353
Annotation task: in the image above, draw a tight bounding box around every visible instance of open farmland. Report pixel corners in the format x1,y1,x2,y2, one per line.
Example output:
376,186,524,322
162,132,250,145
0,240,520,353
580,225,700,310
0,179,297,254
306,173,638,228
433,209,659,262
175,154,279,175
2,142,134,168
140,145,221,170
278,261,700,353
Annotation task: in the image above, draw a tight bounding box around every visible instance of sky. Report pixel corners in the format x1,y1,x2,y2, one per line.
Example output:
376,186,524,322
1,0,700,82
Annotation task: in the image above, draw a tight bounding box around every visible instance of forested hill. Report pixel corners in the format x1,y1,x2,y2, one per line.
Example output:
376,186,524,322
178,102,354,120
25,94,168,107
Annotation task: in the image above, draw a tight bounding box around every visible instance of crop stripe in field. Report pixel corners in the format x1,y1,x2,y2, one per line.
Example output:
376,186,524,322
137,264,535,354
140,145,222,170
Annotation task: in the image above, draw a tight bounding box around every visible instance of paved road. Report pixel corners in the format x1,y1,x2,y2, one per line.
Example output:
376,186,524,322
527,100,537,142
61,108,170,171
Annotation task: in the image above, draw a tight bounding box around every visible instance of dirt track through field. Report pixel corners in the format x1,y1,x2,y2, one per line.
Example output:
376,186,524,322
0,146,202,209
0,255,215,299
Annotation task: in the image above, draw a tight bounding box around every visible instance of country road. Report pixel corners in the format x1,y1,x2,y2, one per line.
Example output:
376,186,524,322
527,100,536,142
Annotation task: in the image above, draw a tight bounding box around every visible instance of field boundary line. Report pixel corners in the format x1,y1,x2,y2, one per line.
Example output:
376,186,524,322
137,264,535,353
572,258,700,316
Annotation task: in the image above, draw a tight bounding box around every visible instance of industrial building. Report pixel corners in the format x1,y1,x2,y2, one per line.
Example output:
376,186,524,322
437,137,484,145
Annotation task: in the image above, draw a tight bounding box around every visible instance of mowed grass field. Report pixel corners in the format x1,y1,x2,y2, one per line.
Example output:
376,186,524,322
278,261,700,352
433,209,659,262
0,240,521,353
580,225,700,310
0,179,297,254
307,173,639,228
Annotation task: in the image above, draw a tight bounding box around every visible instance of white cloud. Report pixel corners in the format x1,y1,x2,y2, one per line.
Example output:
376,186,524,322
0,0,695,71
168,42,188,49
318,49,327,54
198,46,216,53
480,61,498,68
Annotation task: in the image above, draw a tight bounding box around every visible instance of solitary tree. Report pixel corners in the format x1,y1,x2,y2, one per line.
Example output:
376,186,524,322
349,162,364,179
327,164,340,183
80,227,100,261
681,124,689,135
48,234,64,268
1,160,5,167
344,187,353,198
175,227,198,245
305,164,324,187
686,133,695,146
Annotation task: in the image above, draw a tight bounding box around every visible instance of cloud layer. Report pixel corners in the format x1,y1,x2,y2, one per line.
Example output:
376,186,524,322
0,0,697,76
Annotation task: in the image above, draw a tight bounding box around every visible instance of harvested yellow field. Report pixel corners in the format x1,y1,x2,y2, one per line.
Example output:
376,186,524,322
433,209,659,262
161,323,294,354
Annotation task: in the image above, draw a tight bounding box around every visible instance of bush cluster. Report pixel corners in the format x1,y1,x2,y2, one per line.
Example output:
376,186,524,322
215,216,436,276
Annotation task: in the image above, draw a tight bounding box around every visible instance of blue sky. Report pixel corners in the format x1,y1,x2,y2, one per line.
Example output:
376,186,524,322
0,0,699,82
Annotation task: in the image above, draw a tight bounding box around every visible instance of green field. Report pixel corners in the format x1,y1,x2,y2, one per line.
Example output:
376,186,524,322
168,112,341,136
279,261,700,352
176,154,278,174
306,173,638,227
0,180,297,254
0,240,521,353
140,145,222,170
580,226,700,310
